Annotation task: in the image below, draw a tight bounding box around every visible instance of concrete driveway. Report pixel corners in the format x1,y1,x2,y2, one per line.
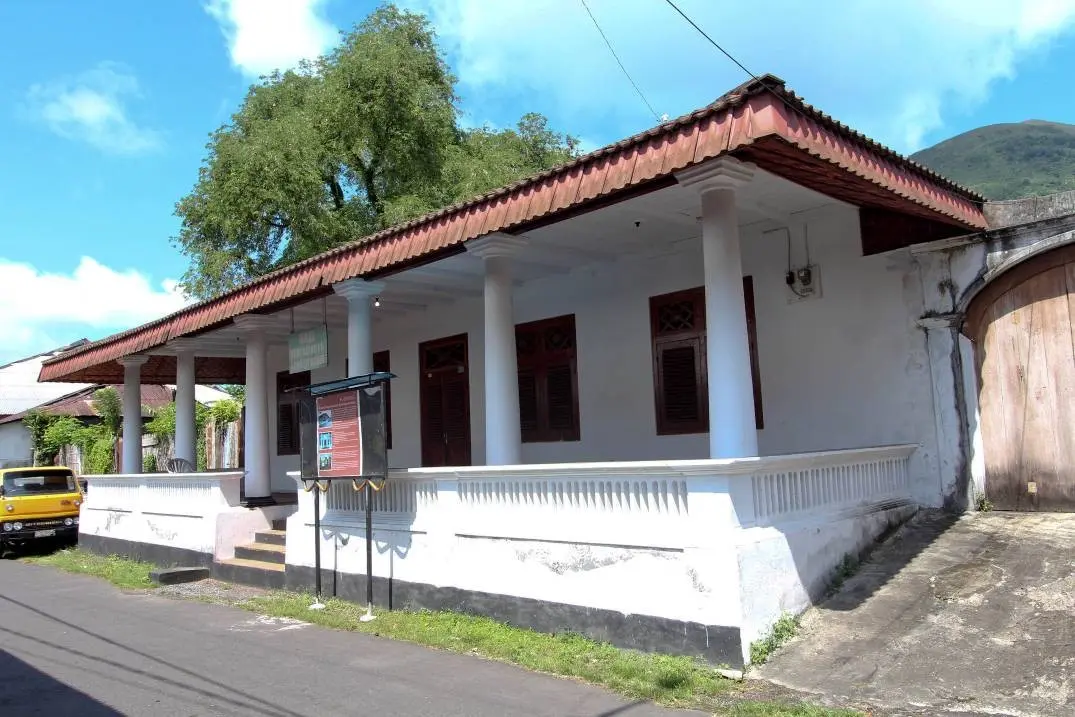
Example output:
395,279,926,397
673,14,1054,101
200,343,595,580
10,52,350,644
0,560,690,717
756,510,1075,717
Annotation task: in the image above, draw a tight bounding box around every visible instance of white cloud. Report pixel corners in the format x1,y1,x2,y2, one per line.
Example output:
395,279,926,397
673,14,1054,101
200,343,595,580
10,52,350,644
25,62,161,155
205,0,338,78
407,0,1075,152
0,257,190,365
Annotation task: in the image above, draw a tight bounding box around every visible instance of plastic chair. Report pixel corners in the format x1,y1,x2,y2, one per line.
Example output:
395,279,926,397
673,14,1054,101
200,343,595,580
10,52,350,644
165,457,195,473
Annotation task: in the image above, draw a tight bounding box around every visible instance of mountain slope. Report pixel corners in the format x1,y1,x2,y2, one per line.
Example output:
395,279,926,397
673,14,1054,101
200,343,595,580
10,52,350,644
911,120,1075,200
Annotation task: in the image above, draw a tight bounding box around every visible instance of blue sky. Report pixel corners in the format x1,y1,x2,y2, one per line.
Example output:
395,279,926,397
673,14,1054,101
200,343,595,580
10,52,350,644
3,0,1075,365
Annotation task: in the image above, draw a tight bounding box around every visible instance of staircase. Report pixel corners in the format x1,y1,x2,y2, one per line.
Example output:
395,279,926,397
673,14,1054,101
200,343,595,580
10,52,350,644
213,519,288,589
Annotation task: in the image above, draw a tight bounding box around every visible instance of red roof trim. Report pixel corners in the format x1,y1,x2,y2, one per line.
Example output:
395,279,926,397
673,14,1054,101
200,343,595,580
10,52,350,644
39,74,987,383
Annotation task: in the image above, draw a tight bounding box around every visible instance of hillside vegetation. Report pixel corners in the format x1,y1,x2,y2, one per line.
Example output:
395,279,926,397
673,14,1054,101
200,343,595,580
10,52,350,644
911,120,1075,200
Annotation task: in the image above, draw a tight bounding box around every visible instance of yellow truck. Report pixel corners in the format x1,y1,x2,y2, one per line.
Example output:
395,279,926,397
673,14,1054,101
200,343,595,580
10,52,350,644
0,466,82,550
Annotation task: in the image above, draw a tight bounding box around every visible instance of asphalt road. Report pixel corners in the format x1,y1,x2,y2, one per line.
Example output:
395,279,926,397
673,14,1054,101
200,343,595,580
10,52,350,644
0,560,689,717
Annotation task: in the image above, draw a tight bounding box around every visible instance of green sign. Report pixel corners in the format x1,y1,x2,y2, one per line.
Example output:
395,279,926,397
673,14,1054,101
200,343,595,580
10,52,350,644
288,325,328,373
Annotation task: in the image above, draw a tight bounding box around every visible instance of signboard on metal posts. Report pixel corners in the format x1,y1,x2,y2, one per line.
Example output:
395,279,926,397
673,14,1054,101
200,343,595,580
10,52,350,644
288,325,328,373
297,371,394,617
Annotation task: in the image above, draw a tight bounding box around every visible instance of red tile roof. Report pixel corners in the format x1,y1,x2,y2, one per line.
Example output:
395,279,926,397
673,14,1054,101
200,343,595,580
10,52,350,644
0,384,175,425
40,74,987,384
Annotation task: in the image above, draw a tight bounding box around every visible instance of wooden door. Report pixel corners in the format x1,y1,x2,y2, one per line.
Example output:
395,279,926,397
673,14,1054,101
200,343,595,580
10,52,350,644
419,334,471,467
969,245,1075,511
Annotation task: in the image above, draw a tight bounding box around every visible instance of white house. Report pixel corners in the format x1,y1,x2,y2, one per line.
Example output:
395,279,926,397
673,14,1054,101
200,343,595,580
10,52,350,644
33,75,1070,667
0,341,94,465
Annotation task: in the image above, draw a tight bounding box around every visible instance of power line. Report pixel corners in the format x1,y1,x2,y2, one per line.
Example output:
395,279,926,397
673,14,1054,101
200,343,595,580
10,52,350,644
661,0,799,115
579,0,661,123
661,0,762,85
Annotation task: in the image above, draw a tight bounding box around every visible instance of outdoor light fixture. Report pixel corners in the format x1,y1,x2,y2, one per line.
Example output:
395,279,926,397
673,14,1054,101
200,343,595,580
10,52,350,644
373,296,381,308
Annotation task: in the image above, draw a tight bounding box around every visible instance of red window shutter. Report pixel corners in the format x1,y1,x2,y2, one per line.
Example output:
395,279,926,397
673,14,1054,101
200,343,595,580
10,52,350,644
515,314,580,443
655,337,707,434
544,361,578,438
277,403,296,455
518,367,540,440
275,369,309,456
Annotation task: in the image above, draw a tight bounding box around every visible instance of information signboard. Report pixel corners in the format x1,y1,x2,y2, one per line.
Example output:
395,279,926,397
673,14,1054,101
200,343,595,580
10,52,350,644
314,390,362,478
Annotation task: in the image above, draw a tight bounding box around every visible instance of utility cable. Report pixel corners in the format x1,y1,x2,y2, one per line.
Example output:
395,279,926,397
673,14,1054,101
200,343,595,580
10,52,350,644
580,0,661,123
661,0,800,115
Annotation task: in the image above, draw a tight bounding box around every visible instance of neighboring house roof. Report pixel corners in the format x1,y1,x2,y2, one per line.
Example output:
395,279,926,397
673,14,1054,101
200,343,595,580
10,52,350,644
192,384,232,404
0,383,230,426
0,340,94,415
39,74,989,385
0,384,174,425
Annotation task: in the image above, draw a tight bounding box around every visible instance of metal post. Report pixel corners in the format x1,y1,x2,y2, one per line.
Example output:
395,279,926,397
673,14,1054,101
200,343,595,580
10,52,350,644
360,480,376,622
309,484,325,610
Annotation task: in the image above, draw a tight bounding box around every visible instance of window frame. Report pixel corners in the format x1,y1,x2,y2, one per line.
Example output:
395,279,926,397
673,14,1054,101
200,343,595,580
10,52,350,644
649,279,763,436
276,369,310,456
515,313,581,443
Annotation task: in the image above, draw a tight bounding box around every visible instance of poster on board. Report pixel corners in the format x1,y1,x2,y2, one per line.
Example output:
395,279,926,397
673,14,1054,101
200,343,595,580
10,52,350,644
314,390,362,478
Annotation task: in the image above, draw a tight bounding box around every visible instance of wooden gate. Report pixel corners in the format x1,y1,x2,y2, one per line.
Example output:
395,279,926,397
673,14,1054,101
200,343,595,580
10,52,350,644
967,244,1075,511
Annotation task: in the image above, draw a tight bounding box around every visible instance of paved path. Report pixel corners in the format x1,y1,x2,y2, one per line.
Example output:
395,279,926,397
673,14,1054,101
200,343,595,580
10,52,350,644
756,510,1075,717
0,560,690,717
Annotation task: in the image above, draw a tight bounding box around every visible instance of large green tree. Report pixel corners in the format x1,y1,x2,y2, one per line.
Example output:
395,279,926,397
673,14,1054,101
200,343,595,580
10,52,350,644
175,4,579,299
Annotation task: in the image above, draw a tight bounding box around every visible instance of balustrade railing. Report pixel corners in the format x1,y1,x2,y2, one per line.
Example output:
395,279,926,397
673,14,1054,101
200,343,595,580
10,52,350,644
317,446,915,546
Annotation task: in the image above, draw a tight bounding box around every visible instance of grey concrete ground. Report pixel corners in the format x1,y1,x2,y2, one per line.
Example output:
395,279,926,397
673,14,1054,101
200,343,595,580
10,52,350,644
757,510,1075,717
0,560,692,717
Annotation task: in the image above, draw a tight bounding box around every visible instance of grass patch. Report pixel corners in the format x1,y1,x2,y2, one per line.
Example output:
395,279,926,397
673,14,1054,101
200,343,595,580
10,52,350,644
243,591,730,707
749,613,800,666
23,547,154,589
27,549,858,715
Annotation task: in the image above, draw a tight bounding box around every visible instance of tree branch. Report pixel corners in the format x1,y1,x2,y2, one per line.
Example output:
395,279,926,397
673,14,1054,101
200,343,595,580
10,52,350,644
324,174,346,211
353,157,381,217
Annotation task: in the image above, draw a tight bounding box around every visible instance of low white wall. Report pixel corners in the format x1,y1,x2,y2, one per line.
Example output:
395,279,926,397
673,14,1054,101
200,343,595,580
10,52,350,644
287,445,915,664
79,471,286,561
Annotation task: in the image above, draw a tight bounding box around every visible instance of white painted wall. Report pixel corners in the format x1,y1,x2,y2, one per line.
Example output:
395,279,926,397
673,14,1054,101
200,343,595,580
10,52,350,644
286,445,915,665
263,203,943,502
79,472,293,560
0,422,32,467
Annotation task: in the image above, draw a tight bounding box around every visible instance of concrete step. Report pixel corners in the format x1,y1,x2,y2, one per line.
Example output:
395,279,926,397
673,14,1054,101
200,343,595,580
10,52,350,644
213,557,286,590
254,529,286,546
234,542,285,565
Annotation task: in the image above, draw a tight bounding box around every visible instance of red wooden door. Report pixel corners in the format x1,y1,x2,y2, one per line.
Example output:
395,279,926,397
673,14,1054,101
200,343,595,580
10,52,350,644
419,335,471,467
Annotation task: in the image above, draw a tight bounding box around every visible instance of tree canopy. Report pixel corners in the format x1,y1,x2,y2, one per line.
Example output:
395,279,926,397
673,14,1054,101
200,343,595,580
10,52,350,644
175,3,580,299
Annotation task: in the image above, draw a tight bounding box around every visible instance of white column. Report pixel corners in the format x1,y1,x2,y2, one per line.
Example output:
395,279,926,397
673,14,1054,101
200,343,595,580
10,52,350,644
333,279,385,377
468,234,526,465
677,159,758,458
118,356,147,474
234,316,275,503
173,349,197,466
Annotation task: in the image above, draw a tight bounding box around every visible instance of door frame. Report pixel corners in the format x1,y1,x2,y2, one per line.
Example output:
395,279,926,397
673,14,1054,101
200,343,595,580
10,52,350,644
418,333,471,467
